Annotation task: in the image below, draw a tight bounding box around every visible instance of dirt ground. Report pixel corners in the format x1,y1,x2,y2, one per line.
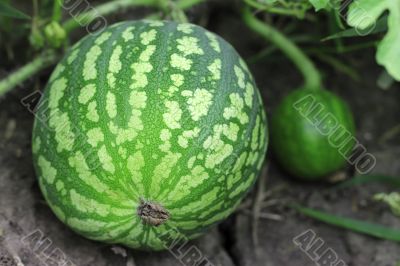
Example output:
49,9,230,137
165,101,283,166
1,1,400,265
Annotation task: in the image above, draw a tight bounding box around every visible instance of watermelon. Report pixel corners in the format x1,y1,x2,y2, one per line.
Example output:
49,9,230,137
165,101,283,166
271,88,355,180
32,20,268,250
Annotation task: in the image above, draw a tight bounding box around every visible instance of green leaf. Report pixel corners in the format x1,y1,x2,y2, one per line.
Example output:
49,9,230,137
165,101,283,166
334,174,400,189
308,0,330,11
291,204,400,242
374,192,400,217
347,0,400,81
333,174,400,220
0,1,30,20
322,15,388,41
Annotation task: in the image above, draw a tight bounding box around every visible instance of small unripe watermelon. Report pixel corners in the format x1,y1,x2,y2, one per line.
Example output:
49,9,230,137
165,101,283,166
271,88,355,180
32,20,268,250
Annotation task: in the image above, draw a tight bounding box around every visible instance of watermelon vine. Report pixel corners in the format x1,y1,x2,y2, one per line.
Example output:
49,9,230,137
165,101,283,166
243,7,356,180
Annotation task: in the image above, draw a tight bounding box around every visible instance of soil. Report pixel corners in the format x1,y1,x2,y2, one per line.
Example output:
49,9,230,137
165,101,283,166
1,1,400,265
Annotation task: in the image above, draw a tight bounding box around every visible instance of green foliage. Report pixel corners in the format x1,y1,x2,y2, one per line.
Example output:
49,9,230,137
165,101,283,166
244,0,400,91
334,174,400,218
244,0,314,19
29,26,45,49
0,0,207,96
347,0,400,81
292,203,400,242
308,0,330,11
374,192,400,217
292,174,400,242
335,174,400,189
0,1,30,19
245,0,333,16
44,21,67,48
0,1,32,62
323,15,388,41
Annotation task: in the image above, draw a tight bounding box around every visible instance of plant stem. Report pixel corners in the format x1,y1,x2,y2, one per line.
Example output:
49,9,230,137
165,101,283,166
177,0,204,9
242,7,322,90
0,0,204,96
247,35,315,64
164,0,189,23
62,0,204,33
62,0,160,33
243,0,308,18
52,0,64,22
0,51,58,96
312,52,360,81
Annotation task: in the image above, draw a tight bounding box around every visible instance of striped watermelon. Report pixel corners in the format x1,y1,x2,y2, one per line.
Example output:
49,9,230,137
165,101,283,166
32,20,268,250
271,88,355,180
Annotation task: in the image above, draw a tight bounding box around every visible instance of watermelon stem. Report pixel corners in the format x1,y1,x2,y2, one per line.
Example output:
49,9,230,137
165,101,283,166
52,0,63,22
0,50,58,96
161,0,189,23
242,6,322,91
137,198,170,227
